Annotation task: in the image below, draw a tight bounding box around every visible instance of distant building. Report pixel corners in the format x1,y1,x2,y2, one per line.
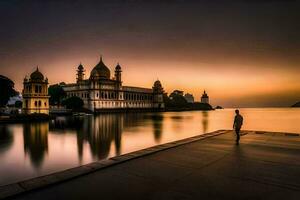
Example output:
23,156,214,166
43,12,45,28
184,93,194,103
201,90,209,104
171,90,184,96
62,56,165,112
22,67,50,114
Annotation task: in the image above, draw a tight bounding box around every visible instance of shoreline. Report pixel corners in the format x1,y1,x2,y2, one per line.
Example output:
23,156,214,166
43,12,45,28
0,108,215,124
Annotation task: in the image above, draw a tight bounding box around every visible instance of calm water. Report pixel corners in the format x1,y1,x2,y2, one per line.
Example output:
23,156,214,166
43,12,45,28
0,108,299,186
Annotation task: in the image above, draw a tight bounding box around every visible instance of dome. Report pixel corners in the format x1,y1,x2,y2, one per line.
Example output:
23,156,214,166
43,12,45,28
30,67,44,81
90,57,110,79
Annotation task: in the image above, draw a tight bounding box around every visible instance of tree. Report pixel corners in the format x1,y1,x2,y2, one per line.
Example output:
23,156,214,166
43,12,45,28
169,92,188,108
0,75,17,107
48,83,66,106
15,100,22,108
62,96,84,110
163,93,172,107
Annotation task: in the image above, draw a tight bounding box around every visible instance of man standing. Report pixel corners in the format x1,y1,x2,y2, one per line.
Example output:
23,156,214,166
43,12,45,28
233,109,243,145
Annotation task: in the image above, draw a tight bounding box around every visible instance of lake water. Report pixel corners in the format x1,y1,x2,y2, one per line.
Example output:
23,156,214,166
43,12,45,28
0,108,299,186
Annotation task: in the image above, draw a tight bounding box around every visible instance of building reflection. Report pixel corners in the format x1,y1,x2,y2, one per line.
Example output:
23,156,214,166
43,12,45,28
49,113,166,161
151,113,164,142
80,114,123,160
23,122,49,168
0,125,13,152
202,111,209,133
50,114,123,161
124,112,164,142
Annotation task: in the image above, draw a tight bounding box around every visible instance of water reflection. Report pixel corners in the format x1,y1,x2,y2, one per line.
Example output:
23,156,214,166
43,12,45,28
49,113,165,161
50,115,123,161
84,115,122,160
202,111,209,133
23,122,48,168
0,125,13,151
1,108,300,186
151,113,164,142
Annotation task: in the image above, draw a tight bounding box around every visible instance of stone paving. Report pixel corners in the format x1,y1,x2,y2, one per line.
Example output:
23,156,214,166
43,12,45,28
3,130,300,200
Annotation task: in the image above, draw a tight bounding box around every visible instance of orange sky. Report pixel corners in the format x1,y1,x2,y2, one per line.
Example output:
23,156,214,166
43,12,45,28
3,53,299,108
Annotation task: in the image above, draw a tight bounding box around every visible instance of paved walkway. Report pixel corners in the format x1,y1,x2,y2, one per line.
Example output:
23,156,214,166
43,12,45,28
9,131,300,200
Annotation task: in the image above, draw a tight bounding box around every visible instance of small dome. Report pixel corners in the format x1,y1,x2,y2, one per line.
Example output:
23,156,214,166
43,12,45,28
115,63,121,71
202,90,209,98
30,67,44,81
153,79,164,93
90,57,110,79
78,63,84,70
153,80,162,88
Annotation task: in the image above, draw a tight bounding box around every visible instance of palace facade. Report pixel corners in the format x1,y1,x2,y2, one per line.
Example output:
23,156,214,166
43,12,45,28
62,57,165,112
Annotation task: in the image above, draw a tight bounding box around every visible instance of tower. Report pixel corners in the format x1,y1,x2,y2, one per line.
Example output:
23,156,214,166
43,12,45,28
22,67,50,115
201,90,209,104
152,80,165,109
115,63,123,100
76,63,85,83
115,63,122,83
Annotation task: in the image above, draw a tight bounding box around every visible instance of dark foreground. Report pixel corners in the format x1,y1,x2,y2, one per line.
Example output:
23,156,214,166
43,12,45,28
5,130,300,200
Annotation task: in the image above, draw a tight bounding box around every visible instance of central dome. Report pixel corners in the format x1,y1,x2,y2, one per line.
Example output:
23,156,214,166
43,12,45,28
90,57,111,79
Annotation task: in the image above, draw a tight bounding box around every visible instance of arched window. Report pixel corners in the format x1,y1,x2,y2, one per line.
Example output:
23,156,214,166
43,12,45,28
38,101,41,107
35,85,38,93
34,101,37,107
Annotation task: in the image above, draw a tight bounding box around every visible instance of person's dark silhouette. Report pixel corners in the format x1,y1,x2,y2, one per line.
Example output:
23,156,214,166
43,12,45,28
233,109,243,145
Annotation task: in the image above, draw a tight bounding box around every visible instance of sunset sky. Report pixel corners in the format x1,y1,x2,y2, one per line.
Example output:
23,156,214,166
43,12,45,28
0,0,299,107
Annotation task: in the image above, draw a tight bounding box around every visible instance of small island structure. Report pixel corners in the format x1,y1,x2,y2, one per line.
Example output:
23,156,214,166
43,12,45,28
164,90,213,111
184,93,194,103
22,67,50,115
201,90,209,104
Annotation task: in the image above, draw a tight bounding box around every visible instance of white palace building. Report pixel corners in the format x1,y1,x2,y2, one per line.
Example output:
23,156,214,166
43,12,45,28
62,57,165,112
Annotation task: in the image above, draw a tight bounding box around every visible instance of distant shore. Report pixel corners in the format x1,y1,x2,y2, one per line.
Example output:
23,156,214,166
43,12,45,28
0,103,213,124
0,114,50,124
292,102,300,107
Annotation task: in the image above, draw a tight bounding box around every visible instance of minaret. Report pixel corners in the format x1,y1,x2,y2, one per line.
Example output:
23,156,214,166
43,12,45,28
76,63,85,83
115,63,122,101
115,63,122,83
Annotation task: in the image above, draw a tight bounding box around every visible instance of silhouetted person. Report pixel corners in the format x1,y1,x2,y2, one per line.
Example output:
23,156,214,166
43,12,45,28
233,109,243,145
